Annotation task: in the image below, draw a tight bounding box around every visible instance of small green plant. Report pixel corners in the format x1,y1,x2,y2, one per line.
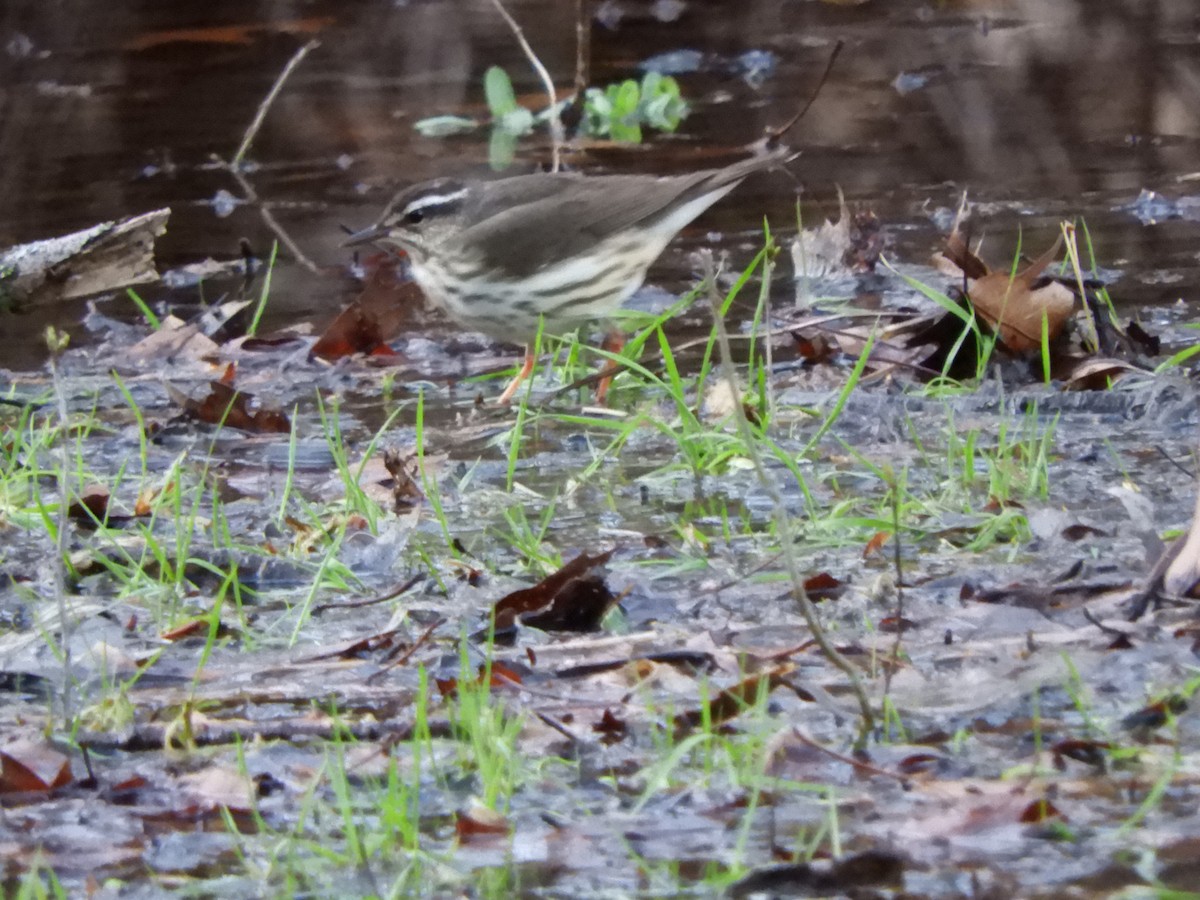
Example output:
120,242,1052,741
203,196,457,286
415,66,689,169
451,633,524,811
582,71,688,143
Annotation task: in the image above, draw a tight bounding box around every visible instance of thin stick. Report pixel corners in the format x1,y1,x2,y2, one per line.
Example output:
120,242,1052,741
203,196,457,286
232,39,319,167
764,39,844,145
228,167,322,274
488,0,564,172
222,40,323,273
787,727,907,783
366,616,446,684
701,250,875,746
574,0,591,99
312,573,422,614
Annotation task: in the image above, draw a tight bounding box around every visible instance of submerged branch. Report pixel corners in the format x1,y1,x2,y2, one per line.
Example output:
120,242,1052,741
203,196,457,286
220,39,323,274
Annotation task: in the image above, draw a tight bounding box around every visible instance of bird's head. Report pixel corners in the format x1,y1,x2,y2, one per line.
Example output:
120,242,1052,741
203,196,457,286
343,178,470,259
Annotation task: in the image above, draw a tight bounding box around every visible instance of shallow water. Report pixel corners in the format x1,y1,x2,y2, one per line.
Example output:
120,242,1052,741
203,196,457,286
3,4,1200,897
2,0,1200,369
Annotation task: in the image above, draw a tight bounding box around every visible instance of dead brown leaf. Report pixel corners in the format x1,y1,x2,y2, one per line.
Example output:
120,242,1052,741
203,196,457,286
179,766,256,813
863,530,891,557
311,258,415,361
128,315,220,361
169,363,290,434
593,709,629,745
455,802,510,839
0,739,73,792
941,230,1075,353
674,668,801,735
804,572,846,601
492,550,617,631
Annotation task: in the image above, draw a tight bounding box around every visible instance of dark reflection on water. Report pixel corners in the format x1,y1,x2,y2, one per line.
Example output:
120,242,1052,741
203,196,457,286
1,0,1199,368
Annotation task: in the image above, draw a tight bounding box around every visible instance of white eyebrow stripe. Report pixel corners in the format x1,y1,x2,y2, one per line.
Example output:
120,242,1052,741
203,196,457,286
404,188,469,215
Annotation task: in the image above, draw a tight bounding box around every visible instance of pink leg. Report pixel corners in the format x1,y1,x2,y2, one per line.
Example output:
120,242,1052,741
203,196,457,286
498,346,537,405
595,331,626,406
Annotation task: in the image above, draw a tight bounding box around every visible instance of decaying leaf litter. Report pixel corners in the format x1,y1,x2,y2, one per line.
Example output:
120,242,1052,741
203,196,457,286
4,5,1200,899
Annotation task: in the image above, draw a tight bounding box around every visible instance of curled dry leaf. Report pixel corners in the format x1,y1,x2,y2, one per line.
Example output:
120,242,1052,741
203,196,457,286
673,667,804,735
940,230,1075,353
491,550,617,632
791,188,884,283
312,257,414,361
168,363,291,434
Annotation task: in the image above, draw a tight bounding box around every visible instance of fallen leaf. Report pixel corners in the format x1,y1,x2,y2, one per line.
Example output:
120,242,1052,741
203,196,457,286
128,315,220,361
940,228,1075,353
592,709,629,745
0,739,73,792
791,188,884,282
67,485,113,527
456,802,510,839
674,668,800,734
1060,357,1140,390
169,367,290,434
879,615,918,633
1019,798,1065,824
311,259,415,361
1051,738,1110,769
863,530,891,557
803,572,846,601
1122,695,1187,732
491,550,616,631
179,766,256,813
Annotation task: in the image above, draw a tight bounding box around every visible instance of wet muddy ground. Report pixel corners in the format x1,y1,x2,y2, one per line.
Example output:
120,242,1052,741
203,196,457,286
3,1,1200,897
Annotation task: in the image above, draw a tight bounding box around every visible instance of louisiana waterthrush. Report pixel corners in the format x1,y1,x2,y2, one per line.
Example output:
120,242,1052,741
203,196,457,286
345,148,789,403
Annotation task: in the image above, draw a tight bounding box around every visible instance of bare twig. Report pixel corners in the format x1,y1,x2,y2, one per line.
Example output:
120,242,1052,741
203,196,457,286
232,39,319,167
488,0,564,171
764,39,844,146
219,39,323,274
535,710,584,746
365,616,446,684
786,727,908,783
574,0,591,99
701,250,875,746
227,167,322,273
312,573,422,614
1082,606,1134,637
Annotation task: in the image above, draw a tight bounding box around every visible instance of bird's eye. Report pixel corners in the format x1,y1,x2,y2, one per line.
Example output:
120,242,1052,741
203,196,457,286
404,209,424,225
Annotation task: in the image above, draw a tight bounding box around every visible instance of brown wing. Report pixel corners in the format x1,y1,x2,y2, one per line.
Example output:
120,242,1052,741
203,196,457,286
456,151,787,277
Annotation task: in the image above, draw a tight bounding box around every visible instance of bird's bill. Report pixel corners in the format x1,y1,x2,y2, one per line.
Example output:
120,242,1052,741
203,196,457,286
342,224,389,247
